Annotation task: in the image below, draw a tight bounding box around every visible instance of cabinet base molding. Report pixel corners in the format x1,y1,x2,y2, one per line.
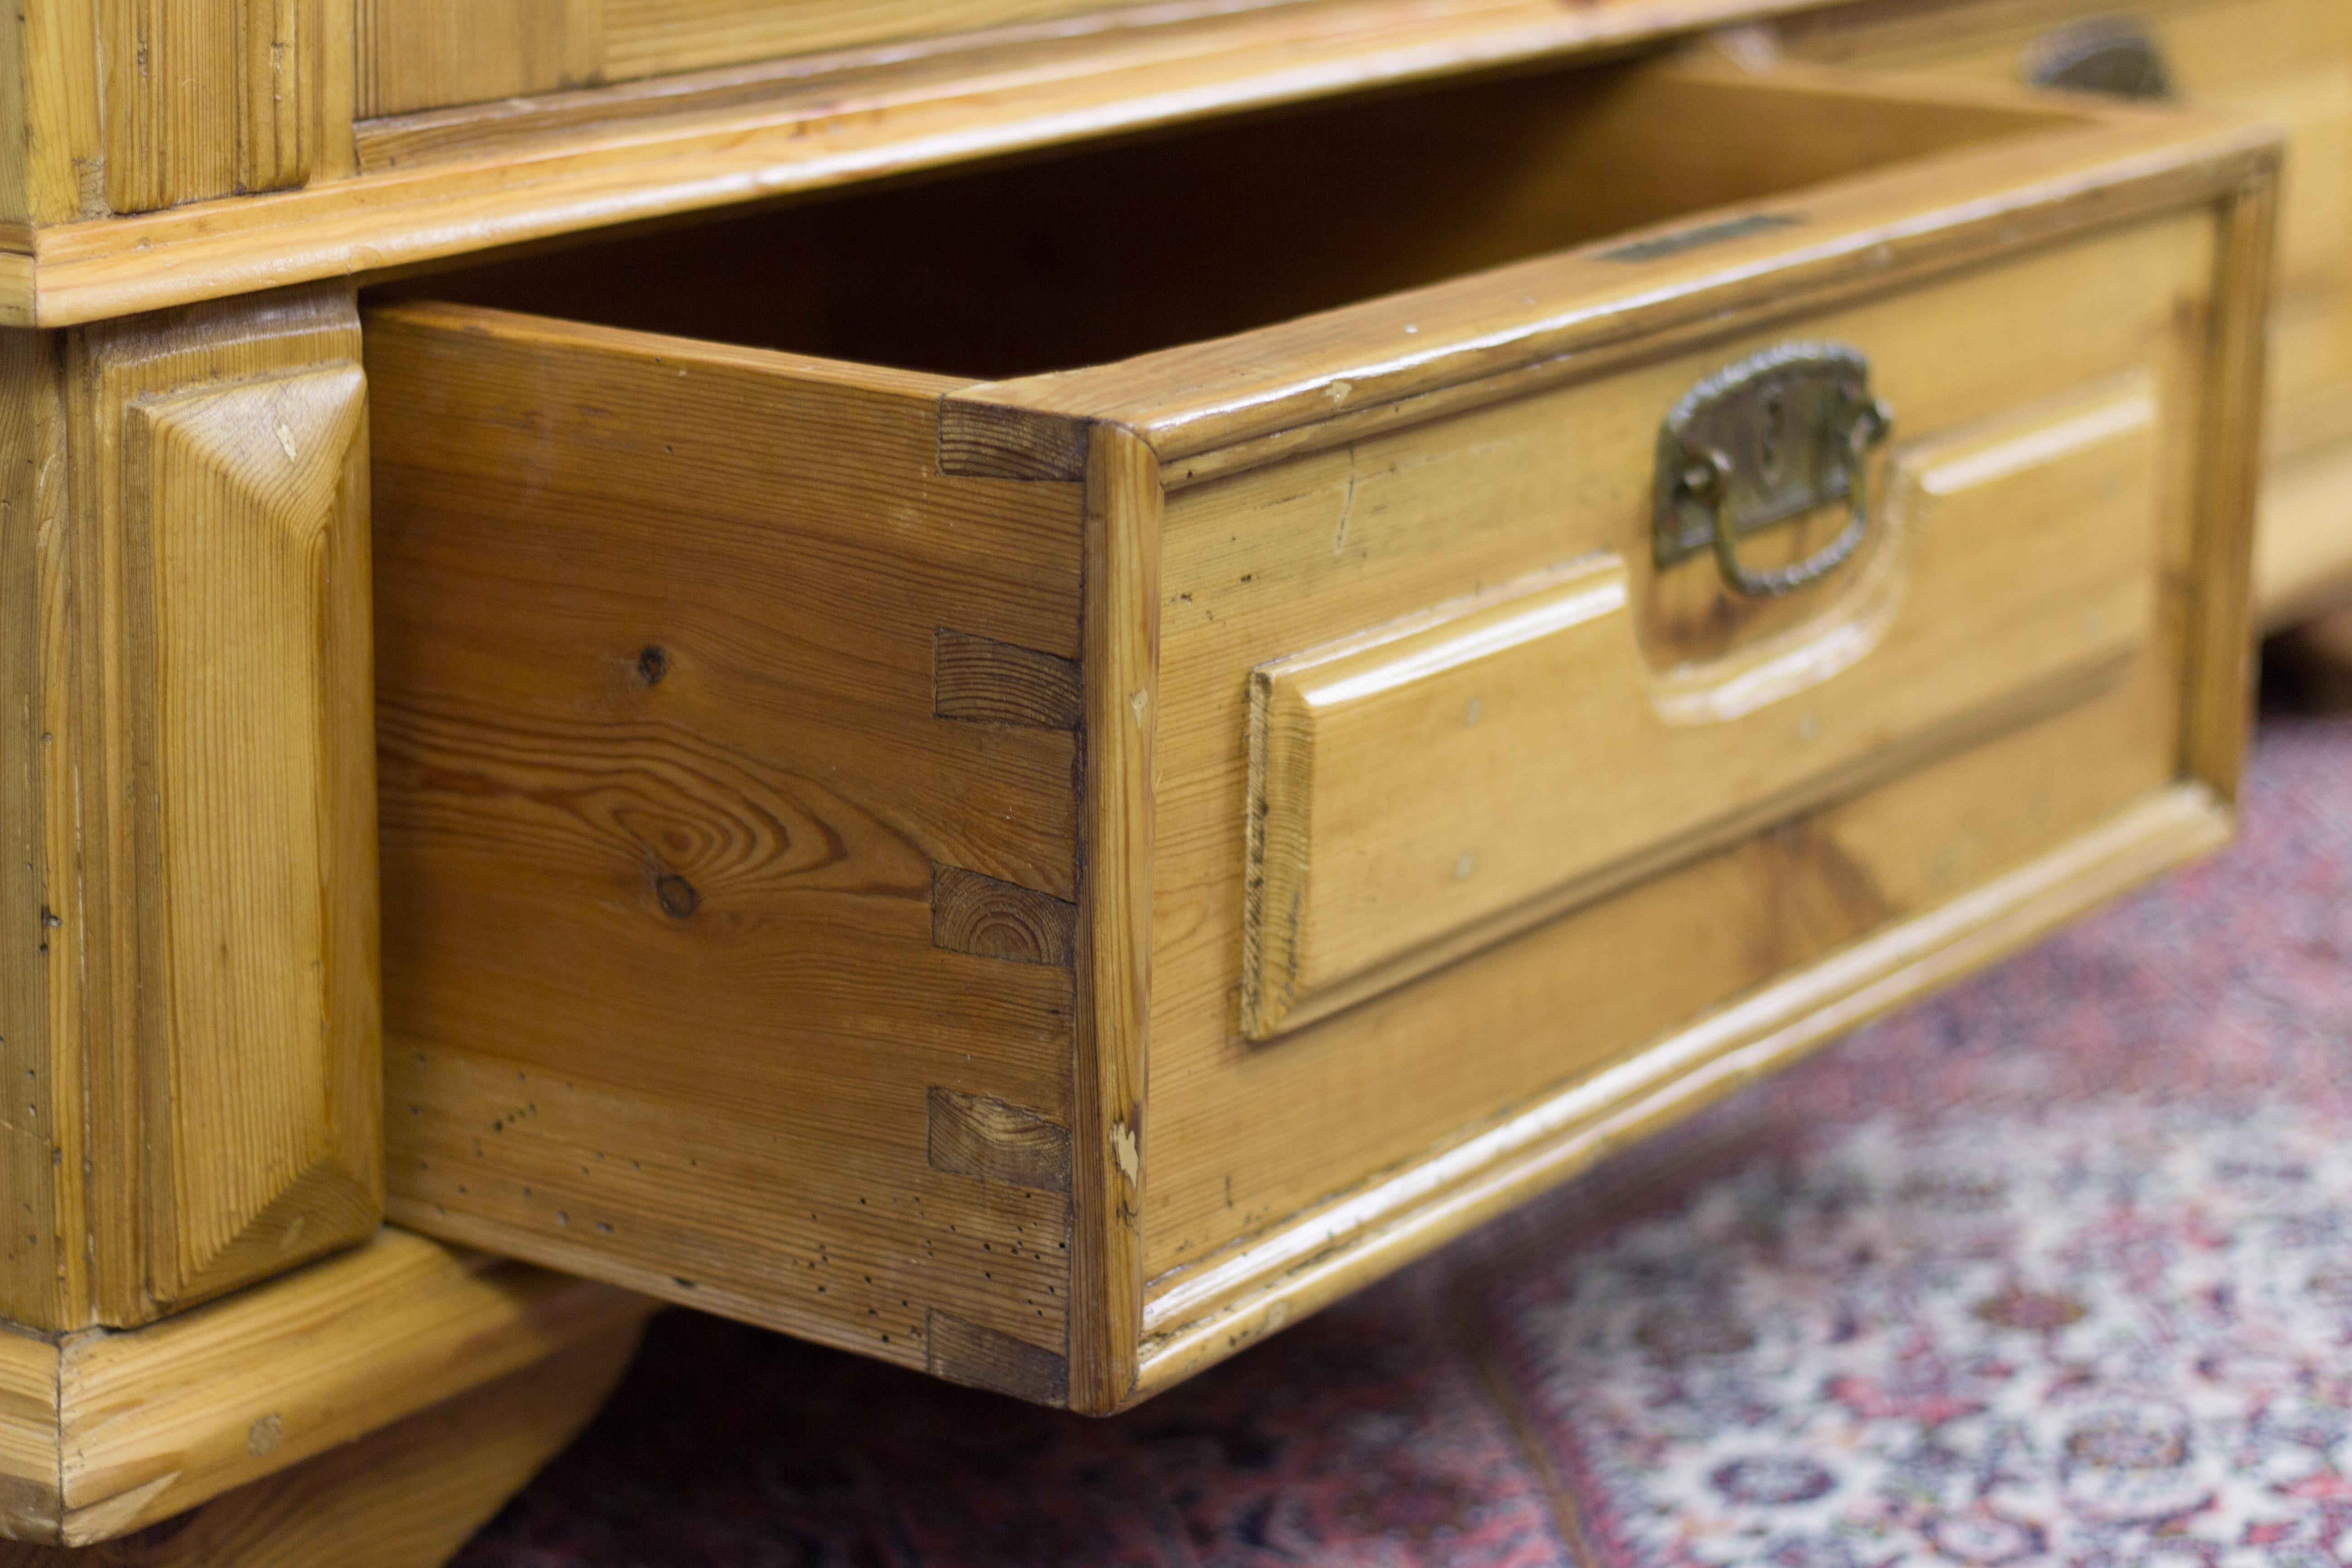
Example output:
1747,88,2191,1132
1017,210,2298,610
0,1230,653,1550
0,1324,640,1568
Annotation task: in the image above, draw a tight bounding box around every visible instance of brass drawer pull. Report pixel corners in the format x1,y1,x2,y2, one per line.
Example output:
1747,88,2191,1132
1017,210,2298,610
1653,342,1894,598
2022,15,2173,101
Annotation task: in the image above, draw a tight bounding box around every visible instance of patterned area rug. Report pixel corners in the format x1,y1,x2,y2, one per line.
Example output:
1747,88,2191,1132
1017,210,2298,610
456,711,2352,1568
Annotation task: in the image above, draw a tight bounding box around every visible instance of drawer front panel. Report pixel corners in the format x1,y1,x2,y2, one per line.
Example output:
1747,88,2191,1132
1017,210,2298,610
1147,211,2213,1281
1244,377,2160,1038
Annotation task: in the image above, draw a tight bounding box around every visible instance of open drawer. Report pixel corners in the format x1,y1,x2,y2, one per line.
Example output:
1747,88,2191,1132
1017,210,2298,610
364,54,2278,1412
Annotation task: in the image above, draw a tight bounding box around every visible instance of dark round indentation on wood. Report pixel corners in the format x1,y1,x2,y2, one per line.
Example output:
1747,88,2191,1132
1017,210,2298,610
655,873,699,918
637,646,670,686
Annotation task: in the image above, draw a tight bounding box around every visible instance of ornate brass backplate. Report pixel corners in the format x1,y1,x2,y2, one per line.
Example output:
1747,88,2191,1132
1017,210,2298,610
1651,342,1894,598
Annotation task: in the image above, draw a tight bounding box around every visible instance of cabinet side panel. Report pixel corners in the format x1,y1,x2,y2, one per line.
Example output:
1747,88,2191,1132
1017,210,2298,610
368,304,1083,1392
0,331,76,1331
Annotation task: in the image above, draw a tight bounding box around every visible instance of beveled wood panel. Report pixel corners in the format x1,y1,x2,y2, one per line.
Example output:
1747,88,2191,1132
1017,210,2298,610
0,283,386,1332
1141,212,2215,1285
1244,374,2160,1036
126,364,378,1313
99,0,338,212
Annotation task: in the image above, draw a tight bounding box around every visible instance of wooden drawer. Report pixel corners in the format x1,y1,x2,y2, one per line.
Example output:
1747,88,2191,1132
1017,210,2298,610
1763,0,2352,616
363,55,2277,1412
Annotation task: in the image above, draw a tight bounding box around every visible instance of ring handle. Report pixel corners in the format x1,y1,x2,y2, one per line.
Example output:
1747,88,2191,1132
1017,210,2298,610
1684,396,1891,599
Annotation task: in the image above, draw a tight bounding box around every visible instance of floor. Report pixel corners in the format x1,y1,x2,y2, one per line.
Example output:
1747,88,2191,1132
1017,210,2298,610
455,698,2352,1568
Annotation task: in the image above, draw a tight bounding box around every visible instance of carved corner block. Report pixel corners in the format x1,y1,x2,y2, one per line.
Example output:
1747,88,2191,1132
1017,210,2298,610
123,363,379,1313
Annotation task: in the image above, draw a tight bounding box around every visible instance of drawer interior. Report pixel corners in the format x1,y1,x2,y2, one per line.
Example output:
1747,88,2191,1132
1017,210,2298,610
374,54,2076,379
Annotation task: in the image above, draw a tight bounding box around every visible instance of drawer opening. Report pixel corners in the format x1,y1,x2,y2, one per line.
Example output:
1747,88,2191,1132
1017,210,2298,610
369,55,2081,382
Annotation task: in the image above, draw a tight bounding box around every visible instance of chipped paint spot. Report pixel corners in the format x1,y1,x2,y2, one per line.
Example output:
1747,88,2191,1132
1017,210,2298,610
1110,1121,1140,1186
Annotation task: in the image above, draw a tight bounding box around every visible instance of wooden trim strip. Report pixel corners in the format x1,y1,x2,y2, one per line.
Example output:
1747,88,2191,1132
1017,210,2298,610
2181,173,2278,802
1068,425,1160,1415
954,74,2282,476
1128,784,2231,1404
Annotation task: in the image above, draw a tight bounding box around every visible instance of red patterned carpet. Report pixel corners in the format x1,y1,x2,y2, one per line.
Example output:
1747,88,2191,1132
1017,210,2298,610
456,707,2352,1568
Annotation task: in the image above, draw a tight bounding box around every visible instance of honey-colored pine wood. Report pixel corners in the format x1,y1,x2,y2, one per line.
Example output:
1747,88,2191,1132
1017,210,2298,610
0,1323,639,1568
0,0,1898,327
1245,377,2161,1037
127,362,378,1313
357,0,1199,116
368,305,1083,1390
1759,0,2348,622
0,1228,655,1548
0,282,382,1332
0,0,100,228
100,0,327,214
932,628,1081,729
0,327,75,1333
2255,437,2352,625
370,58,2275,1412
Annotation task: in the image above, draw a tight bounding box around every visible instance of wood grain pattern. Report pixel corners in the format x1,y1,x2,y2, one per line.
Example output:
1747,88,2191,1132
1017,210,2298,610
1137,782,2232,1395
127,365,378,1313
1245,379,2161,1036
0,330,75,1333
0,284,382,1332
1135,211,2220,1319
1069,423,1160,1412
357,0,601,118
369,57,2272,1414
1761,0,2350,617
369,304,1082,1383
0,1331,56,1537
926,1308,1068,1404
0,0,1926,326
933,628,1082,729
0,1229,656,1548
0,0,102,227
358,0,1201,116
931,865,1077,967
926,1088,1071,1193
0,1324,639,1568
99,0,321,213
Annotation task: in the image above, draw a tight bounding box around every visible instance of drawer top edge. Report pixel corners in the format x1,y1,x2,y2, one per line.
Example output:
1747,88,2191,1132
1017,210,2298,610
958,80,2280,480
